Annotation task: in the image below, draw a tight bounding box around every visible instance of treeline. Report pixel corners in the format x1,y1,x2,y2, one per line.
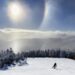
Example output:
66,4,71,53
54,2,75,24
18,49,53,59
21,49,75,59
0,48,27,70
0,48,75,70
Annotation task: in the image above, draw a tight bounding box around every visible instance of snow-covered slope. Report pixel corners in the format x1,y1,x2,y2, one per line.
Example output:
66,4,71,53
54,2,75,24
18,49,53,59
0,58,75,75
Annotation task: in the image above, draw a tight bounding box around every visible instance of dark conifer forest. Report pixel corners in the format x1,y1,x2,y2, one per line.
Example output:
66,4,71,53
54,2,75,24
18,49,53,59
0,48,75,70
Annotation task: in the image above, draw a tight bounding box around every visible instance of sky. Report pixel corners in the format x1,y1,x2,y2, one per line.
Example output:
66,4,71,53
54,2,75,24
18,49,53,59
0,0,45,29
0,0,75,52
0,0,75,30
41,0,75,31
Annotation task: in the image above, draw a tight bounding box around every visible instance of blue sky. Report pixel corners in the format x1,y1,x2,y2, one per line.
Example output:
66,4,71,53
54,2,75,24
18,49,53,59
0,0,75,31
40,0,75,31
0,0,45,29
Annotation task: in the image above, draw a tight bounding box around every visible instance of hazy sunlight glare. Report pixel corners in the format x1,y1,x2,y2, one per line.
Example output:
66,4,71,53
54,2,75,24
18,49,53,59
7,2,25,23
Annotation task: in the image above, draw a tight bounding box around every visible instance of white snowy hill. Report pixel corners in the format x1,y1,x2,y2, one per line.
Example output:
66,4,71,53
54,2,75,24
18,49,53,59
0,58,75,75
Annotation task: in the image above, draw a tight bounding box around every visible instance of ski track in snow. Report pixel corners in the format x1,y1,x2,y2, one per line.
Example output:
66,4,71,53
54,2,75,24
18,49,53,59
0,58,75,75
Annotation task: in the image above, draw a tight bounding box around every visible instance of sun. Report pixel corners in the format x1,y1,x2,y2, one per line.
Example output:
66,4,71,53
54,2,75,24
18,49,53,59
7,2,25,23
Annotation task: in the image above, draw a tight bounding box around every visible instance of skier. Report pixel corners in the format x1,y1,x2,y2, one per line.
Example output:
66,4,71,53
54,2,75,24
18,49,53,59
52,63,57,69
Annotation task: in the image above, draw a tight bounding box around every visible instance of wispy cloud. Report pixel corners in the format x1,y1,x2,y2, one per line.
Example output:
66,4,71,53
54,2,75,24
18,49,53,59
0,28,75,52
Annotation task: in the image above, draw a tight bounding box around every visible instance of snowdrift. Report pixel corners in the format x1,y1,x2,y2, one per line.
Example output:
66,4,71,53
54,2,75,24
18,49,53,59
0,58,75,75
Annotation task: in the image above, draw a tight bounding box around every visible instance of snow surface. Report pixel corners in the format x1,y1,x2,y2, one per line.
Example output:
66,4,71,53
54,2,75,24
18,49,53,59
0,58,75,75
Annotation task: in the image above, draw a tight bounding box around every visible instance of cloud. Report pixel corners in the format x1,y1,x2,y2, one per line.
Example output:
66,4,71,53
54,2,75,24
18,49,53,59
0,28,75,52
